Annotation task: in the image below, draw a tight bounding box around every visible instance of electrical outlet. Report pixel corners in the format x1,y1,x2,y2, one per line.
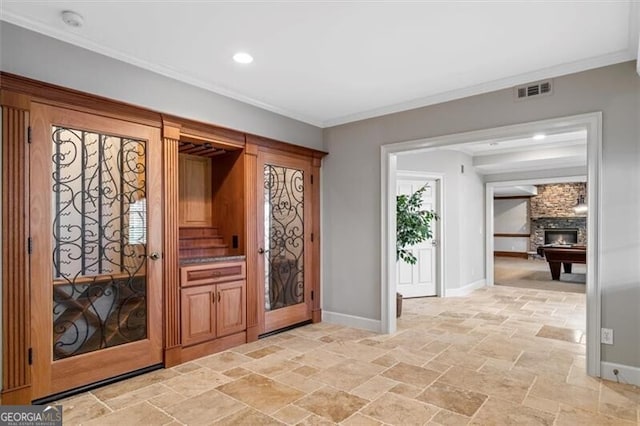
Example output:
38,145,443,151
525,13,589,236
601,328,614,345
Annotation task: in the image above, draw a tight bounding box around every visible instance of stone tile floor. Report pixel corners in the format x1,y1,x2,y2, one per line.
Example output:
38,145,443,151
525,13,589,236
57,286,639,425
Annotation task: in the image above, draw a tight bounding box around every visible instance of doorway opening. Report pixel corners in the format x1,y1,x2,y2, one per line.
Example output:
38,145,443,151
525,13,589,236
382,112,602,377
489,177,588,295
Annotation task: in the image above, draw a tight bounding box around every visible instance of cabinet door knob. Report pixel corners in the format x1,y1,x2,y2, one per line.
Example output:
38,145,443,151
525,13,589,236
258,248,265,254
218,292,221,303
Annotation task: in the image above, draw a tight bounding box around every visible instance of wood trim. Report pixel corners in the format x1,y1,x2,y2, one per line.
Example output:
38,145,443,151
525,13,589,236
1,90,30,110
494,233,531,237
161,114,245,148
179,331,246,364
494,251,529,259
162,122,181,141
494,196,533,200
0,384,31,405
163,136,181,351
247,134,327,160
163,346,182,368
311,162,322,323
1,105,31,403
244,144,259,341
0,72,161,128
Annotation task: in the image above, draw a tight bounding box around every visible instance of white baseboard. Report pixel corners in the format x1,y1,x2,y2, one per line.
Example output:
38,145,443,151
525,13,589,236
600,361,640,387
322,311,382,333
445,279,486,297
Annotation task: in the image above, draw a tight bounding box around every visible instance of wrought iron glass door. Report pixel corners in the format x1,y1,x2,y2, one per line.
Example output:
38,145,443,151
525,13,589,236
258,151,312,333
30,104,163,399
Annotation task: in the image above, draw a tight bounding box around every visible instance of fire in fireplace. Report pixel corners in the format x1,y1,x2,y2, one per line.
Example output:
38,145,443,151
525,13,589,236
544,228,578,245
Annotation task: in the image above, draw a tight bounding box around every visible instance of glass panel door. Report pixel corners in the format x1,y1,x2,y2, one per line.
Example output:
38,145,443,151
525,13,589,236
258,152,312,333
52,127,148,359
264,164,305,311
30,103,163,399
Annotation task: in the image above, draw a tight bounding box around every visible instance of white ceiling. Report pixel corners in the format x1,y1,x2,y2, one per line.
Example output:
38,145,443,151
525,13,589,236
494,185,538,197
433,129,587,176
1,2,638,127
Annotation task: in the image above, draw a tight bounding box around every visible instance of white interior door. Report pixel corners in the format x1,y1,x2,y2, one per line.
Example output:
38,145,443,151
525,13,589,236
397,177,439,297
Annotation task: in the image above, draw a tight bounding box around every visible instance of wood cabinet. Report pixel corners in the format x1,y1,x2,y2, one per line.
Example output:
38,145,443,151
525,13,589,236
181,285,217,346
217,281,246,337
180,261,246,348
179,154,213,227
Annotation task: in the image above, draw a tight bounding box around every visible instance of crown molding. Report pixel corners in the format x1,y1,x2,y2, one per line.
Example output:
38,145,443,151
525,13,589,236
0,11,324,128
323,49,634,128
2,3,637,129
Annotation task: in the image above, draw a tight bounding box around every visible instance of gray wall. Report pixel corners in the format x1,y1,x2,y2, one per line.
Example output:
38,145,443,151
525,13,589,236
397,150,485,290
323,61,640,368
0,22,323,150
493,199,529,253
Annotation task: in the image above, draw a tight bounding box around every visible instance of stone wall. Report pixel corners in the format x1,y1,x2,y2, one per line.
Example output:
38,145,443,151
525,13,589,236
529,183,587,251
530,183,587,218
530,217,588,250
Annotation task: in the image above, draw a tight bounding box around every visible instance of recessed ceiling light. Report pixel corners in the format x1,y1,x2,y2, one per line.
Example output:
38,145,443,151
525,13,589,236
61,10,84,28
533,133,546,140
233,52,253,64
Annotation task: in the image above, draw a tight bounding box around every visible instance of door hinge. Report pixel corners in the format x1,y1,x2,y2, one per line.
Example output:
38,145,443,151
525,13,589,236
27,237,32,255
28,348,33,365
311,174,314,184
311,233,314,242
27,126,32,144
311,291,314,301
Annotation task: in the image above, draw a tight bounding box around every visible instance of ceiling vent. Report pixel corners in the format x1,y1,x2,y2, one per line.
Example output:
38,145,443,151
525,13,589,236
515,80,552,100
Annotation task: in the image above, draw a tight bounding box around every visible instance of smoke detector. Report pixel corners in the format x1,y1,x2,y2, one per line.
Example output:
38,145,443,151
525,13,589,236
61,11,84,28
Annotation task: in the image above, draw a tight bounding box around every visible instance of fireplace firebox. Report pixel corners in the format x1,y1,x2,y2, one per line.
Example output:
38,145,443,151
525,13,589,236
544,228,578,245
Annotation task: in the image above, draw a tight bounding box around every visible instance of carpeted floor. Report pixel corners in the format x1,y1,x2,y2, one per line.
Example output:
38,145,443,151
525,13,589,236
494,257,586,294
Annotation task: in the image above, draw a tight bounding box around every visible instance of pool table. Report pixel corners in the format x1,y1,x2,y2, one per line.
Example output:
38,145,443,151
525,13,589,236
541,246,586,280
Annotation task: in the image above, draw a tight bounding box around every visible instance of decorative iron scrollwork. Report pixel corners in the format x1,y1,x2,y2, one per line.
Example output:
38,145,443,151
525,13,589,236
264,165,304,311
51,126,147,360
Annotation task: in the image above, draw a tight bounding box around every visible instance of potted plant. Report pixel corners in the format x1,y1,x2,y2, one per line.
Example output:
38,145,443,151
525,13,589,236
396,184,439,317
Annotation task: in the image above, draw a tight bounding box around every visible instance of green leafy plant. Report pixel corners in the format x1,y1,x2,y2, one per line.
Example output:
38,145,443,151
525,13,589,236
396,184,439,265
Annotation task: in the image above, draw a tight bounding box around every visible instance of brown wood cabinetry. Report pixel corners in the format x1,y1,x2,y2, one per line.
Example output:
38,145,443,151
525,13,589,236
0,72,326,404
180,261,246,348
179,154,213,227
217,281,247,337
181,285,217,346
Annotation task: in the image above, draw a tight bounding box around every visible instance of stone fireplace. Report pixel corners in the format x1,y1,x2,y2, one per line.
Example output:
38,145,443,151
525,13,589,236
531,218,586,250
544,228,578,245
529,183,587,251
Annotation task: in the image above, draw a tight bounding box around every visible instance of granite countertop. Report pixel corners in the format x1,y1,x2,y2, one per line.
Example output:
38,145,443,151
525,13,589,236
179,255,246,266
